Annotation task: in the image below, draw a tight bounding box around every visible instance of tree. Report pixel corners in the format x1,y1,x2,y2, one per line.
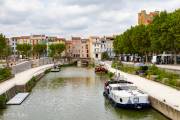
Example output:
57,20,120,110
101,52,109,60
33,44,47,58
0,33,11,67
48,43,65,61
113,9,180,64
0,34,7,55
16,44,32,59
131,25,151,62
167,9,180,64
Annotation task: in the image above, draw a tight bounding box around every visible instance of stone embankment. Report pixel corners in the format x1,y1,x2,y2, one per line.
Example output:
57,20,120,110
0,61,53,108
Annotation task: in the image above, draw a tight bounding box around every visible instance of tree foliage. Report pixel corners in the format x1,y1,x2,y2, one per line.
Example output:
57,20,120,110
0,34,7,53
101,51,109,60
48,43,65,60
0,33,11,66
113,9,180,63
33,44,47,58
16,44,32,58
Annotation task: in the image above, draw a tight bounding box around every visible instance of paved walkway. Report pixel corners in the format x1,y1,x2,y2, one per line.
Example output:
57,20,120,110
102,61,180,111
122,61,180,71
0,64,53,95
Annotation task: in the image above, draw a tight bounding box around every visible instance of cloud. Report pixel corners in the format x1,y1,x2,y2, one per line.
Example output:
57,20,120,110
0,0,179,38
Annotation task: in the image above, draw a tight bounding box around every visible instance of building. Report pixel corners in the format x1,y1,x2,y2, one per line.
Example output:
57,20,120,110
17,36,31,44
89,36,100,59
48,37,65,44
9,37,19,55
89,36,106,60
80,39,89,58
138,10,159,25
71,37,81,58
105,36,115,59
65,41,73,58
9,35,48,59
88,36,115,60
30,35,47,45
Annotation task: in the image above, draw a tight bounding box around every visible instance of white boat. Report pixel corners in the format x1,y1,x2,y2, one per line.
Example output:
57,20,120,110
51,65,61,72
104,81,150,109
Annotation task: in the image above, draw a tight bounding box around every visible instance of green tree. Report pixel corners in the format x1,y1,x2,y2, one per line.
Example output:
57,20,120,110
33,44,47,58
48,43,65,61
167,9,180,64
0,34,7,56
16,44,32,59
101,51,109,60
0,34,11,66
131,25,151,62
114,9,180,64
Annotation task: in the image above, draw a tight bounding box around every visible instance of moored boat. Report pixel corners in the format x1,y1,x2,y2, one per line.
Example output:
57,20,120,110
103,80,150,109
95,65,108,73
51,65,61,72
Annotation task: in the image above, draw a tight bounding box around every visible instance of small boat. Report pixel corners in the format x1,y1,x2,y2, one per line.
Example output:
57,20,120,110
95,65,108,73
51,65,61,72
103,80,150,109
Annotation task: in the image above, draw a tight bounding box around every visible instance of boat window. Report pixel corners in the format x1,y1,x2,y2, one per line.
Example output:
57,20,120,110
120,86,137,90
120,98,123,102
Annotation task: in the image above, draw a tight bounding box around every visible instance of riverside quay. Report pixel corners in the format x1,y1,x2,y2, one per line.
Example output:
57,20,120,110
0,0,180,120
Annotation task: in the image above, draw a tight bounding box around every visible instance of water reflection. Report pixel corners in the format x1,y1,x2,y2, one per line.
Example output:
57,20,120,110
0,67,168,120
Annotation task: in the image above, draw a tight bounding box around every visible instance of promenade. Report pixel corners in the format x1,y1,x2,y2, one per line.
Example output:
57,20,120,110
122,61,180,71
0,64,53,95
102,61,180,111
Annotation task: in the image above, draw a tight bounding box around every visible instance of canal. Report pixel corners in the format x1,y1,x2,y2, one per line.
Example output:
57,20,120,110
0,67,168,120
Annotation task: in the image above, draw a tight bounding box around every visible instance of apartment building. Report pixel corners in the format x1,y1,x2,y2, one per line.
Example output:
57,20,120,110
88,36,115,60
106,36,115,59
80,39,89,58
71,37,81,58
65,41,73,58
9,37,19,55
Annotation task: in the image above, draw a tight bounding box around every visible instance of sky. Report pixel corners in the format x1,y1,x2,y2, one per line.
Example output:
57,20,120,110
0,0,180,39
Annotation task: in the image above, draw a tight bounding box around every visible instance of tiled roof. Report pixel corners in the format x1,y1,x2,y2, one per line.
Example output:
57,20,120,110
72,37,81,40
19,36,30,39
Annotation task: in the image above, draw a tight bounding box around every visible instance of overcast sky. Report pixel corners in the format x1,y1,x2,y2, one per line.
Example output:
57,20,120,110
0,0,179,38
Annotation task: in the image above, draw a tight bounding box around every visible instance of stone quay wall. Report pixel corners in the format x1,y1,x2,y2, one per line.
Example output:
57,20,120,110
12,58,53,74
149,96,180,120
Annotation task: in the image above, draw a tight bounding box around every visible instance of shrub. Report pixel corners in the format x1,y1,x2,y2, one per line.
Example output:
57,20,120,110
101,52,109,60
44,69,51,74
0,94,7,108
108,72,114,79
111,60,122,69
0,68,12,82
147,65,180,88
147,65,159,75
27,77,36,92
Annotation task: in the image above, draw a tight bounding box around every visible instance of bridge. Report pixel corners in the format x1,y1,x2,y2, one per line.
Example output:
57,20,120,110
62,57,91,67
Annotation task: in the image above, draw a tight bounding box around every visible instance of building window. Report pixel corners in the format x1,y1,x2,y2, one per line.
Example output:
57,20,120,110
96,54,98,58
120,98,123,102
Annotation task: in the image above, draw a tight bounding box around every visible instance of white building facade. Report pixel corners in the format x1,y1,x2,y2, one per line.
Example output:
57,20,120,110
89,36,115,60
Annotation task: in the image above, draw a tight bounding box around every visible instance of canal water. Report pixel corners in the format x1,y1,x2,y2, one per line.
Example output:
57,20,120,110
0,67,168,120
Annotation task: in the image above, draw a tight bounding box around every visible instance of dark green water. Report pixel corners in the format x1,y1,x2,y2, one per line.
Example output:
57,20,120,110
0,67,168,120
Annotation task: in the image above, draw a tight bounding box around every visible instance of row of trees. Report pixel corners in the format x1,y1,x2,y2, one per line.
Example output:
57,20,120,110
16,44,47,59
16,43,65,60
0,33,66,65
113,9,180,63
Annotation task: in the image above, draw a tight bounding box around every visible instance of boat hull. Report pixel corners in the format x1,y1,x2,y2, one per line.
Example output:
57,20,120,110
103,91,150,109
114,102,150,109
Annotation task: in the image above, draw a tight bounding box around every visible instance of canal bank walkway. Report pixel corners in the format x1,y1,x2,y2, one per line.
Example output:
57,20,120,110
0,64,53,95
102,61,180,111
122,61,180,71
